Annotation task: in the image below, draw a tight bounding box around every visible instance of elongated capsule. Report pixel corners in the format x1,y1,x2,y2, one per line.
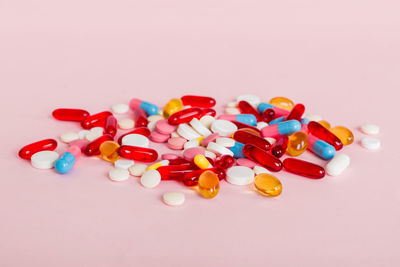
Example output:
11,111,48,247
52,108,90,122
83,134,114,156
105,115,117,137
230,121,261,135
163,98,183,118
243,144,283,172
229,142,245,158
307,121,343,150
19,139,57,160
217,114,257,126
200,108,216,117
238,101,262,121
261,108,275,123
118,145,158,162
194,154,213,169
214,155,235,169
271,135,288,158
268,116,285,125
182,168,226,186
307,134,335,160
326,154,350,176
129,98,159,116
284,103,305,121
133,108,149,127
261,120,301,138
233,130,271,151
81,111,113,129
198,170,220,198
168,108,202,125
117,127,151,144
329,126,354,146
158,165,196,180
181,95,216,108
283,158,325,179
257,103,290,118
269,97,294,111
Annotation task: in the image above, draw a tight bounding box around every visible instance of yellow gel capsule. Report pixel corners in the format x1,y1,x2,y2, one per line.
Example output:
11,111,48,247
194,154,212,169
286,131,308,156
163,98,183,118
330,126,354,146
99,141,120,163
254,173,282,197
318,120,331,129
269,97,294,111
198,170,219,198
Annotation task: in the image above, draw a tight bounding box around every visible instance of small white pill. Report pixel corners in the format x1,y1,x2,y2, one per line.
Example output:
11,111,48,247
85,131,103,142
109,168,130,181
207,142,234,157
114,159,135,169
226,102,238,108
216,137,235,147
190,118,212,137
177,123,201,140
237,94,260,107
304,114,322,122
256,122,269,130
147,115,163,123
225,107,240,115
361,124,380,135
129,164,147,176
326,154,350,176
199,115,215,129
118,119,135,130
78,130,90,139
204,150,217,160
147,120,157,131
265,137,276,145
140,169,161,188
184,139,199,150
31,151,59,169
211,120,238,137
60,132,79,143
121,134,150,147
163,192,185,206
111,104,129,114
361,137,381,150
253,165,271,175
226,166,255,185
90,127,104,134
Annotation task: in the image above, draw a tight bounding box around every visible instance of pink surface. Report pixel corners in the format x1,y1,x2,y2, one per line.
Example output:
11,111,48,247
1,1,400,266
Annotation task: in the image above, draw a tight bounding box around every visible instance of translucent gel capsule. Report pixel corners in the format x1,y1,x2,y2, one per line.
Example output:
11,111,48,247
330,126,354,146
133,109,149,127
158,164,196,180
81,111,113,129
236,127,261,136
284,103,305,121
287,131,308,156
243,144,283,172
198,170,220,199
105,115,117,137
200,108,216,117
262,108,275,123
238,101,262,121
83,134,114,156
233,130,271,151
52,108,90,122
181,95,216,108
254,173,282,197
230,121,261,135
283,158,325,179
258,103,290,118
99,141,120,162
118,145,158,162
271,135,288,158
307,121,343,150
163,98,183,118
117,127,151,144
19,139,57,159
168,108,202,125
215,155,235,169
318,120,331,129
269,97,294,111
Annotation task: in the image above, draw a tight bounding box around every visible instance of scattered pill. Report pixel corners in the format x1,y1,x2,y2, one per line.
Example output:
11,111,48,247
109,168,130,181
361,124,380,135
121,134,150,147
163,192,185,206
114,159,135,169
112,104,129,114
118,119,135,130
129,164,147,176
31,151,59,169
226,166,255,185
211,120,238,137
216,137,235,147
361,137,381,150
199,115,215,129
60,132,79,143
326,154,350,176
140,169,161,188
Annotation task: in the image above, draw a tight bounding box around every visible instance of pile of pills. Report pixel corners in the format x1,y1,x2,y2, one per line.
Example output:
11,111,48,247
18,95,381,206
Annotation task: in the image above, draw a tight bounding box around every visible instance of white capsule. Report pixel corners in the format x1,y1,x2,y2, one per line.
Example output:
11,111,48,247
326,154,350,176
211,120,238,137
111,103,129,114
85,131,103,142
118,119,135,130
361,137,381,150
226,166,255,185
163,192,185,206
128,164,147,176
361,124,380,135
140,170,161,188
60,132,79,143
109,168,130,181
31,151,59,169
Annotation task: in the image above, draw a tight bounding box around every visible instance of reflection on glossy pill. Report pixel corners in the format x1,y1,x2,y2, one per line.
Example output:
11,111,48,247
163,98,183,118
330,126,354,146
254,173,282,197
99,141,120,162
318,120,331,129
198,170,219,198
269,97,294,111
287,131,308,156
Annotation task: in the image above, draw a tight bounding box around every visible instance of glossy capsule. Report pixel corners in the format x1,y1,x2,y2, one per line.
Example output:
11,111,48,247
99,141,120,162
168,107,202,125
258,103,290,118
254,173,282,197
52,108,90,122
118,145,158,162
194,154,213,169
260,120,301,138
117,127,151,144
200,108,216,117
233,130,271,151
307,134,335,160
231,121,261,135
269,97,294,111
80,111,112,129
268,116,285,125
318,120,331,129
261,108,275,123
129,98,159,116
307,121,343,150
243,144,283,172
238,101,262,121
181,95,216,108
83,134,114,156
158,165,196,180
271,135,288,158
330,126,354,146
198,170,220,198
215,155,235,169
218,114,257,126
54,151,76,174
133,108,149,127
287,131,308,156
163,98,183,118
19,139,57,160
229,142,245,158
105,115,117,137
284,103,305,121
283,158,325,179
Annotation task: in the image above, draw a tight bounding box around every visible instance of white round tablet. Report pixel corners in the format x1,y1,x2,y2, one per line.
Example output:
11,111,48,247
253,165,271,175
199,115,215,129
147,115,163,123
118,119,135,130
303,114,322,122
237,94,260,107
361,124,380,135
226,166,255,185
177,123,201,140
111,103,129,114
31,151,59,169
361,137,381,150
121,134,150,147
207,142,234,156
211,120,238,137
326,154,350,176
226,102,238,108
163,192,185,206
140,170,161,188
60,132,79,143
216,137,235,147
129,164,147,176
225,107,240,115
190,118,212,137
114,159,135,169
109,168,130,181
90,127,104,134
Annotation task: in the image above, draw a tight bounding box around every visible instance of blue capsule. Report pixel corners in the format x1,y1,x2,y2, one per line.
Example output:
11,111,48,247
257,102,275,113
55,152,76,174
301,118,310,125
308,135,336,160
229,142,245,158
219,114,257,126
269,116,285,125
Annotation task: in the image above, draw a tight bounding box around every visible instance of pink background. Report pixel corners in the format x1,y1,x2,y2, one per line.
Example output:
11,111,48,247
1,1,399,266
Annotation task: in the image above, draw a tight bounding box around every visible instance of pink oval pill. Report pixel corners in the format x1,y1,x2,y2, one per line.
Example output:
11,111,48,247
236,158,258,168
67,145,81,159
183,147,205,161
161,153,181,160
149,131,170,143
200,133,220,147
167,137,187,150
155,119,176,135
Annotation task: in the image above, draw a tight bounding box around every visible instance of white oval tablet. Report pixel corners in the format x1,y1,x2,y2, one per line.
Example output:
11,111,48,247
207,142,234,156
256,122,269,130
237,94,260,107
225,107,240,115
204,150,217,160
216,137,235,147
140,170,161,188
118,119,135,130
121,134,150,147
90,127,104,134
303,114,322,122
112,103,129,114
85,131,103,142
253,165,271,175
265,137,276,145
78,130,90,139
361,137,381,150
226,166,255,185
129,164,147,176
183,139,199,150
60,132,79,143
114,159,135,169
190,118,212,137
109,168,130,181
31,151,59,169
226,102,238,108
199,115,215,129
163,192,185,206
361,124,380,135
326,154,350,176
211,120,238,137
177,123,201,140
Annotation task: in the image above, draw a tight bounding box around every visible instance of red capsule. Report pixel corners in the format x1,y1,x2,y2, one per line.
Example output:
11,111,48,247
136,116,148,127
307,121,343,150
233,130,271,151
283,158,325,179
83,134,114,156
168,108,202,125
117,127,151,144
52,108,90,122
238,101,262,121
271,135,289,158
214,167,226,180
80,111,112,129
231,121,261,134
243,144,283,172
118,145,158,162
284,103,305,121
181,95,216,108
168,158,192,166
105,115,117,137
19,139,57,159
262,108,275,123
215,155,235,169
158,164,196,180
182,168,225,186
199,108,216,117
